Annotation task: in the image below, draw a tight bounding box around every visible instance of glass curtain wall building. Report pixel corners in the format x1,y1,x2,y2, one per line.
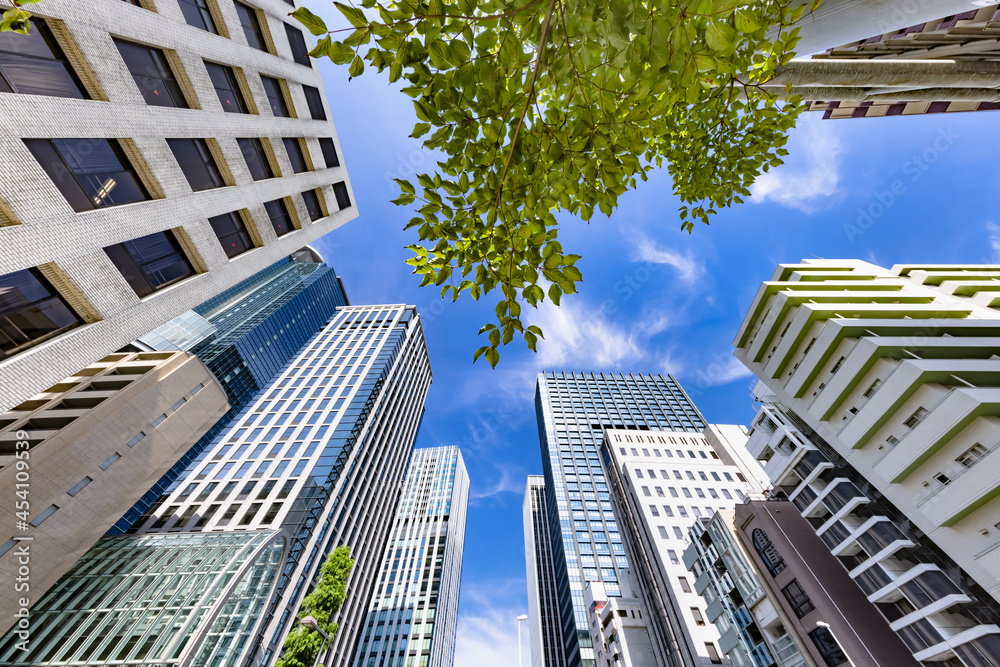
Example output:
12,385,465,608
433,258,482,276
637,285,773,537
530,372,707,667
352,446,470,667
524,475,570,667
112,250,349,533
6,305,431,667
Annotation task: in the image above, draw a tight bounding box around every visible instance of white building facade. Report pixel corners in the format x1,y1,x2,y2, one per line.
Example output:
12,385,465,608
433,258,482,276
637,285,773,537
352,446,469,667
0,0,355,412
601,427,767,667
735,260,1000,666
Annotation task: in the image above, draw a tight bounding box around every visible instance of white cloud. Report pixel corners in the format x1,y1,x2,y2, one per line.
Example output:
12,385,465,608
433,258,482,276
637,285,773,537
750,114,842,212
454,581,529,667
530,299,645,369
690,354,753,391
632,236,704,285
986,222,1000,261
470,462,524,500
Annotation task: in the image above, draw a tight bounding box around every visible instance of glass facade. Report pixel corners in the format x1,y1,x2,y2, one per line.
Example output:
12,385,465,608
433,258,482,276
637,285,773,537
111,255,348,533
533,371,706,667
352,446,469,667
0,531,285,666
133,305,431,667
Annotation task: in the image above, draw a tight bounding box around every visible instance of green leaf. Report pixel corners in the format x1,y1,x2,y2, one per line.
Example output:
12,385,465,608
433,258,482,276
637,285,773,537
334,2,368,28
291,7,328,36
348,55,365,78
705,20,735,52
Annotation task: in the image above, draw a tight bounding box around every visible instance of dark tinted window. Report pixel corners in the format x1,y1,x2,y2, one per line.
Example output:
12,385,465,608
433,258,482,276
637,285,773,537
114,39,187,108
264,199,293,236
780,580,815,618
284,24,311,67
205,61,248,113
283,138,308,173
0,18,88,99
302,84,326,120
301,189,323,220
260,75,289,117
237,138,274,180
178,0,218,33
208,211,254,258
808,627,848,667
0,268,82,360
333,182,350,209
235,2,268,51
167,139,225,191
25,138,150,212
104,231,194,298
318,138,339,168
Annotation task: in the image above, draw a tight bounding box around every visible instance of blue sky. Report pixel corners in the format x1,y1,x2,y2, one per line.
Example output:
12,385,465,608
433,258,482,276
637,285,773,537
302,5,1000,664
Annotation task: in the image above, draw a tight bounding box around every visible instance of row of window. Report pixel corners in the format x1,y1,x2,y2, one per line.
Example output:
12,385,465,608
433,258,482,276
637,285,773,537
177,0,312,67
642,485,742,501
27,132,340,214
0,16,323,117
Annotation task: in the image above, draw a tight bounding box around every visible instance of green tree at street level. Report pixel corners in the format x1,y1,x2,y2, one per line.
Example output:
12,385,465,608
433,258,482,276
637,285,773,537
276,546,355,667
297,0,814,366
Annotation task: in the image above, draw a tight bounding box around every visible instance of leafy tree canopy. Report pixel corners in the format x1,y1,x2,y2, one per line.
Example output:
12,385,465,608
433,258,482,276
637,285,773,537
296,0,814,366
276,545,355,667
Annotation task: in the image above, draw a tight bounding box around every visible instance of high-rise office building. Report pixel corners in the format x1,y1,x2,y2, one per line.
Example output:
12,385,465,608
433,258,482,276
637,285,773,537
600,427,766,667
0,304,432,666
734,259,1000,665
0,0,355,413
352,446,469,667
527,371,707,667
0,350,228,626
525,475,570,667
113,247,348,533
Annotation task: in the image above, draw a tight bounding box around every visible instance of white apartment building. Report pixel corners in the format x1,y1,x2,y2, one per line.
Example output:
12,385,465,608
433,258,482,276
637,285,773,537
587,579,658,667
352,446,470,667
735,259,1000,666
0,0,355,412
601,426,767,667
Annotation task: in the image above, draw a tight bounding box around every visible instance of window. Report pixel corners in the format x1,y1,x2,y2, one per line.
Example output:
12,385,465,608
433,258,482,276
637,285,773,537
808,626,848,667
319,138,340,168
830,356,845,374
303,84,326,120
752,528,786,576
167,139,225,191
264,198,295,236
691,607,705,626
235,1,269,51
705,643,721,664
650,505,659,517
642,486,651,497
283,138,310,173
115,38,189,108
104,230,195,297
100,453,121,470
933,472,951,486
205,62,248,113
904,407,928,429
0,268,82,360
863,379,881,398
658,526,668,539
301,189,324,220
285,23,311,67
209,211,255,258
0,18,88,99
667,549,679,564
957,443,988,468
333,181,351,209
673,527,683,539
30,504,58,527
67,477,92,497
781,580,815,618
238,138,275,180
26,138,150,211
260,75,290,116
678,576,691,593
179,0,219,33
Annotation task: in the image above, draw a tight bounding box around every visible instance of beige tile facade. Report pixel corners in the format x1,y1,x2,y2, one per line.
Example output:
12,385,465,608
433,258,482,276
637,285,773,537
0,350,228,631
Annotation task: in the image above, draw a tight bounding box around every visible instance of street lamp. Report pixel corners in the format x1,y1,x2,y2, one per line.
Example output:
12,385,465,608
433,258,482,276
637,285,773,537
301,615,331,667
517,614,528,667
816,621,855,667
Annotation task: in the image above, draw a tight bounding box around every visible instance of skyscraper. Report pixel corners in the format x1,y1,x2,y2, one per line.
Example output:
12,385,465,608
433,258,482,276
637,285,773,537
734,259,1000,665
0,304,432,666
525,475,570,667
352,446,469,667
113,248,348,533
528,371,707,667
0,0,355,414
600,426,765,667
